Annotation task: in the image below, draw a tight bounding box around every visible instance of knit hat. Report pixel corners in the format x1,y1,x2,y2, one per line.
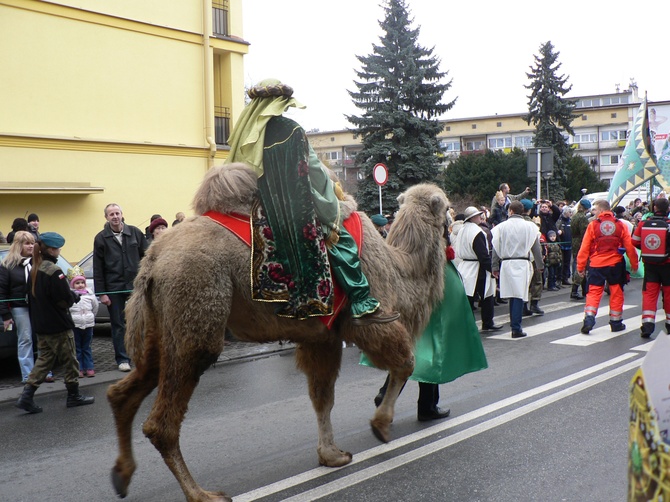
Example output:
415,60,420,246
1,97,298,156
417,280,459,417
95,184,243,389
520,199,534,211
370,214,388,226
547,230,557,239
40,232,65,248
613,206,626,216
67,265,86,288
27,213,39,223
579,198,591,209
148,217,169,235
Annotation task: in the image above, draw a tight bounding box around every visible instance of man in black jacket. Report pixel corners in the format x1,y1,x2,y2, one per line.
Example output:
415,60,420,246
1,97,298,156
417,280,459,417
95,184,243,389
93,204,148,372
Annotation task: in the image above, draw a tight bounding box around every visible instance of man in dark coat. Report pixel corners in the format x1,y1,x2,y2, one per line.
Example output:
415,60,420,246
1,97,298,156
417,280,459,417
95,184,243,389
93,203,148,371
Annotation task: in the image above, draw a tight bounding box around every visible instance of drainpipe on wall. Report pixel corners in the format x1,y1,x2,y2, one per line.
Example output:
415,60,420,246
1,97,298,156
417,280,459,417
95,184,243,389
203,0,216,167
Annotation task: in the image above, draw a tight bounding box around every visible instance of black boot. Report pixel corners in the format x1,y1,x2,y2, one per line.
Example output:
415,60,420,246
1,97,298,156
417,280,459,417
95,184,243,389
522,303,533,316
417,382,450,421
16,384,43,414
530,300,544,315
641,322,655,339
66,383,95,408
374,375,406,407
570,284,584,300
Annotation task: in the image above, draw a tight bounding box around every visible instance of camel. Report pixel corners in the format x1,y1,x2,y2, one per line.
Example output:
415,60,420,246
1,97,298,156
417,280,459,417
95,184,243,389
107,163,449,502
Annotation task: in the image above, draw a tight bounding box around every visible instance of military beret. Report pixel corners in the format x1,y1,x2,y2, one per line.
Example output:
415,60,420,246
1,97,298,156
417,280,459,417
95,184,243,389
40,232,65,248
579,199,592,209
370,214,388,226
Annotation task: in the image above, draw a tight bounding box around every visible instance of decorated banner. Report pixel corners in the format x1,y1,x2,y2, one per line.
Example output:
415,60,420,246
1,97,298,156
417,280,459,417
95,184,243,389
608,96,660,207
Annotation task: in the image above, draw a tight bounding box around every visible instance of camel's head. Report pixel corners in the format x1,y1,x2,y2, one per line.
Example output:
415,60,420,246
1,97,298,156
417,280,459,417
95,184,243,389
395,184,449,230
192,163,258,215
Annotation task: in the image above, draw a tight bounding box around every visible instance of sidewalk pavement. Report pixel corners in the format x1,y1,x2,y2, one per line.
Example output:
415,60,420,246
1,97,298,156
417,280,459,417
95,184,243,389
0,330,295,404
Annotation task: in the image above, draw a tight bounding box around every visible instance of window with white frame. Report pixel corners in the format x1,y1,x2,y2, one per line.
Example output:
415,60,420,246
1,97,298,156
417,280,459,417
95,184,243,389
581,155,597,166
514,136,533,148
603,95,629,105
465,140,485,151
440,140,460,152
601,130,627,141
324,151,341,161
600,154,620,165
573,133,598,143
488,137,512,149
575,98,599,108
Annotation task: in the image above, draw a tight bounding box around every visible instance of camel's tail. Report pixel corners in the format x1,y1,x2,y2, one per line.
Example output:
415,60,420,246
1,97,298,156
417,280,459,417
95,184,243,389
124,258,153,364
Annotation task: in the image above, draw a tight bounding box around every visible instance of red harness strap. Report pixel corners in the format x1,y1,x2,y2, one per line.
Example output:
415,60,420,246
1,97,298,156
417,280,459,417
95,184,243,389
203,210,363,328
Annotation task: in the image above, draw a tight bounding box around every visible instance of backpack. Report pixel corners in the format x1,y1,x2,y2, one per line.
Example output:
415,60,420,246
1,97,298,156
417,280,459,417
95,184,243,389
639,217,670,263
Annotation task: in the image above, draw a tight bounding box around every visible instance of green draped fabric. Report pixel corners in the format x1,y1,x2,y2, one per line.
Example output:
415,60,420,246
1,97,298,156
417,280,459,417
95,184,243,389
360,261,488,384
252,116,334,319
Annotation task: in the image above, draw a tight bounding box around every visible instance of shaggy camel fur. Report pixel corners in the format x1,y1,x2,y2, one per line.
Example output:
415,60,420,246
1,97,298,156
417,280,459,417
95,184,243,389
107,163,449,502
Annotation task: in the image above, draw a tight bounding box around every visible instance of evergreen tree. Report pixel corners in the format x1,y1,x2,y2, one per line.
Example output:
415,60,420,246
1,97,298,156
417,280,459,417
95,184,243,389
442,149,532,207
525,41,577,200
563,155,608,202
347,0,455,214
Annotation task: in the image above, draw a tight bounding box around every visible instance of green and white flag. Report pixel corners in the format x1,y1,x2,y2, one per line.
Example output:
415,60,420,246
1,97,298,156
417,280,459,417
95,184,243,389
607,96,659,207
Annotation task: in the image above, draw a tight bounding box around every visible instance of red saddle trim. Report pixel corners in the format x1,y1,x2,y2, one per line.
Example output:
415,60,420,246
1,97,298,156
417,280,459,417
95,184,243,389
203,210,363,328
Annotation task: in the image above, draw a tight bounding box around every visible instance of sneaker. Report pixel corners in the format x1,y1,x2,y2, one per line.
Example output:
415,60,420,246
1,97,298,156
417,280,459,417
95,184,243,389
351,310,400,327
45,372,55,383
86,370,96,378
79,370,84,378
118,362,131,372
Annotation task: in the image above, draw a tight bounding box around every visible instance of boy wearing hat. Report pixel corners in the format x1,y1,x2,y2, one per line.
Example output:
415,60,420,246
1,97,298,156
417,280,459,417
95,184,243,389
16,232,95,413
544,230,562,291
27,213,41,241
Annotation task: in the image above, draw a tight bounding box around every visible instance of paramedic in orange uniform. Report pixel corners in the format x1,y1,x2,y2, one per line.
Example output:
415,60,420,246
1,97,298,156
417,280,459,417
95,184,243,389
576,199,638,334
632,197,670,338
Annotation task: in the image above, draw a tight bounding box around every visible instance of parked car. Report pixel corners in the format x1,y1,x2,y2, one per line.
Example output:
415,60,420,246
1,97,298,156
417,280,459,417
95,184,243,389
76,251,110,323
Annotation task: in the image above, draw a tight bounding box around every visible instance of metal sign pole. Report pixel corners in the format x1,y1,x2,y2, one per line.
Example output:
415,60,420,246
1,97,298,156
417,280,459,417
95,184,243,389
536,148,542,200
378,185,383,215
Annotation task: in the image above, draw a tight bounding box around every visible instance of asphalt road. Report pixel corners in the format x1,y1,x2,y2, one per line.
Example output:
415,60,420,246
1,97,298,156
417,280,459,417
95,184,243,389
0,280,659,502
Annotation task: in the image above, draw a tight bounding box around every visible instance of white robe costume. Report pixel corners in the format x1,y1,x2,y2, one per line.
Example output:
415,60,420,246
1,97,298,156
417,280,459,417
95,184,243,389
491,215,541,302
456,222,494,299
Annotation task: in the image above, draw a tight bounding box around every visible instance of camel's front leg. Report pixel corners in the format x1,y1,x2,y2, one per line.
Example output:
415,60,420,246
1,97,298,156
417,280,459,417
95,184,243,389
370,366,413,443
295,340,352,467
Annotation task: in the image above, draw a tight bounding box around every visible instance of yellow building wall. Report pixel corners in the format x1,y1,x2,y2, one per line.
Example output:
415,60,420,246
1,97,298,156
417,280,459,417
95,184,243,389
0,0,248,260
1,4,205,146
1,145,207,261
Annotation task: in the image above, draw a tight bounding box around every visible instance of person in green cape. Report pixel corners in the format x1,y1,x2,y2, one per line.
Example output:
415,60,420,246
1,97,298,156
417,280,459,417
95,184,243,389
225,78,398,325
361,223,488,421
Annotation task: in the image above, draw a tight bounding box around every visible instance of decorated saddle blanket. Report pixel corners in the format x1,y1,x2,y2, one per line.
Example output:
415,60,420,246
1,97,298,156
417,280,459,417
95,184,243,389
203,209,363,329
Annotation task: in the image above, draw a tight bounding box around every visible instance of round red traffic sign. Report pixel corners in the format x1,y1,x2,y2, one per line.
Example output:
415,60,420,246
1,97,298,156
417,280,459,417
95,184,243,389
373,163,388,186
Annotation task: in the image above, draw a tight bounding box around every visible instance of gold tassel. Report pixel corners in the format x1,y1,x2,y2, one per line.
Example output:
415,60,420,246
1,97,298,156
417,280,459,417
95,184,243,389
334,182,346,201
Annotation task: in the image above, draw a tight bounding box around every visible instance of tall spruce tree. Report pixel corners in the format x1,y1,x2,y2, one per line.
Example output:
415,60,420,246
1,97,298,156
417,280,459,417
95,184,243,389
525,41,577,200
347,0,454,214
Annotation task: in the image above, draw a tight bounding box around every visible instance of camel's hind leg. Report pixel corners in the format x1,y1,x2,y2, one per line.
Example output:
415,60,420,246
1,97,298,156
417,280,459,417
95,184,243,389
107,336,160,498
296,339,352,467
141,334,229,502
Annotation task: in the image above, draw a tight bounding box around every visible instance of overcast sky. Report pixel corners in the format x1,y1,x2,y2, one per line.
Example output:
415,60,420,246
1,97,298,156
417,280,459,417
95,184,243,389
242,0,669,132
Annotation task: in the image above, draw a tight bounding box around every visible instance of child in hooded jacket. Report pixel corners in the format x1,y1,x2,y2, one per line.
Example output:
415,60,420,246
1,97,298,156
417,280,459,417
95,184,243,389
68,268,99,377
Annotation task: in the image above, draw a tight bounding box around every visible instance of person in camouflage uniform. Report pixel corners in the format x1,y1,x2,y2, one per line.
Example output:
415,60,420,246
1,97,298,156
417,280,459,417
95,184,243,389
570,199,592,300
519,199,544,315
16,232,95,414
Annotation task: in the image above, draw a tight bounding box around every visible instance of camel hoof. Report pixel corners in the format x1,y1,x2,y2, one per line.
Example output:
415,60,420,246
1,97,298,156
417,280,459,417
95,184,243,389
370,418,391,443
202,489,232,502
318,450,353,467
111,466,129,498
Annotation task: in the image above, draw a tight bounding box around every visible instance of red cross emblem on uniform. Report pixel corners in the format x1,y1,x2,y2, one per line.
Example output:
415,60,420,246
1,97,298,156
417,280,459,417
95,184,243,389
645,233,661,250
600,220,616,235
